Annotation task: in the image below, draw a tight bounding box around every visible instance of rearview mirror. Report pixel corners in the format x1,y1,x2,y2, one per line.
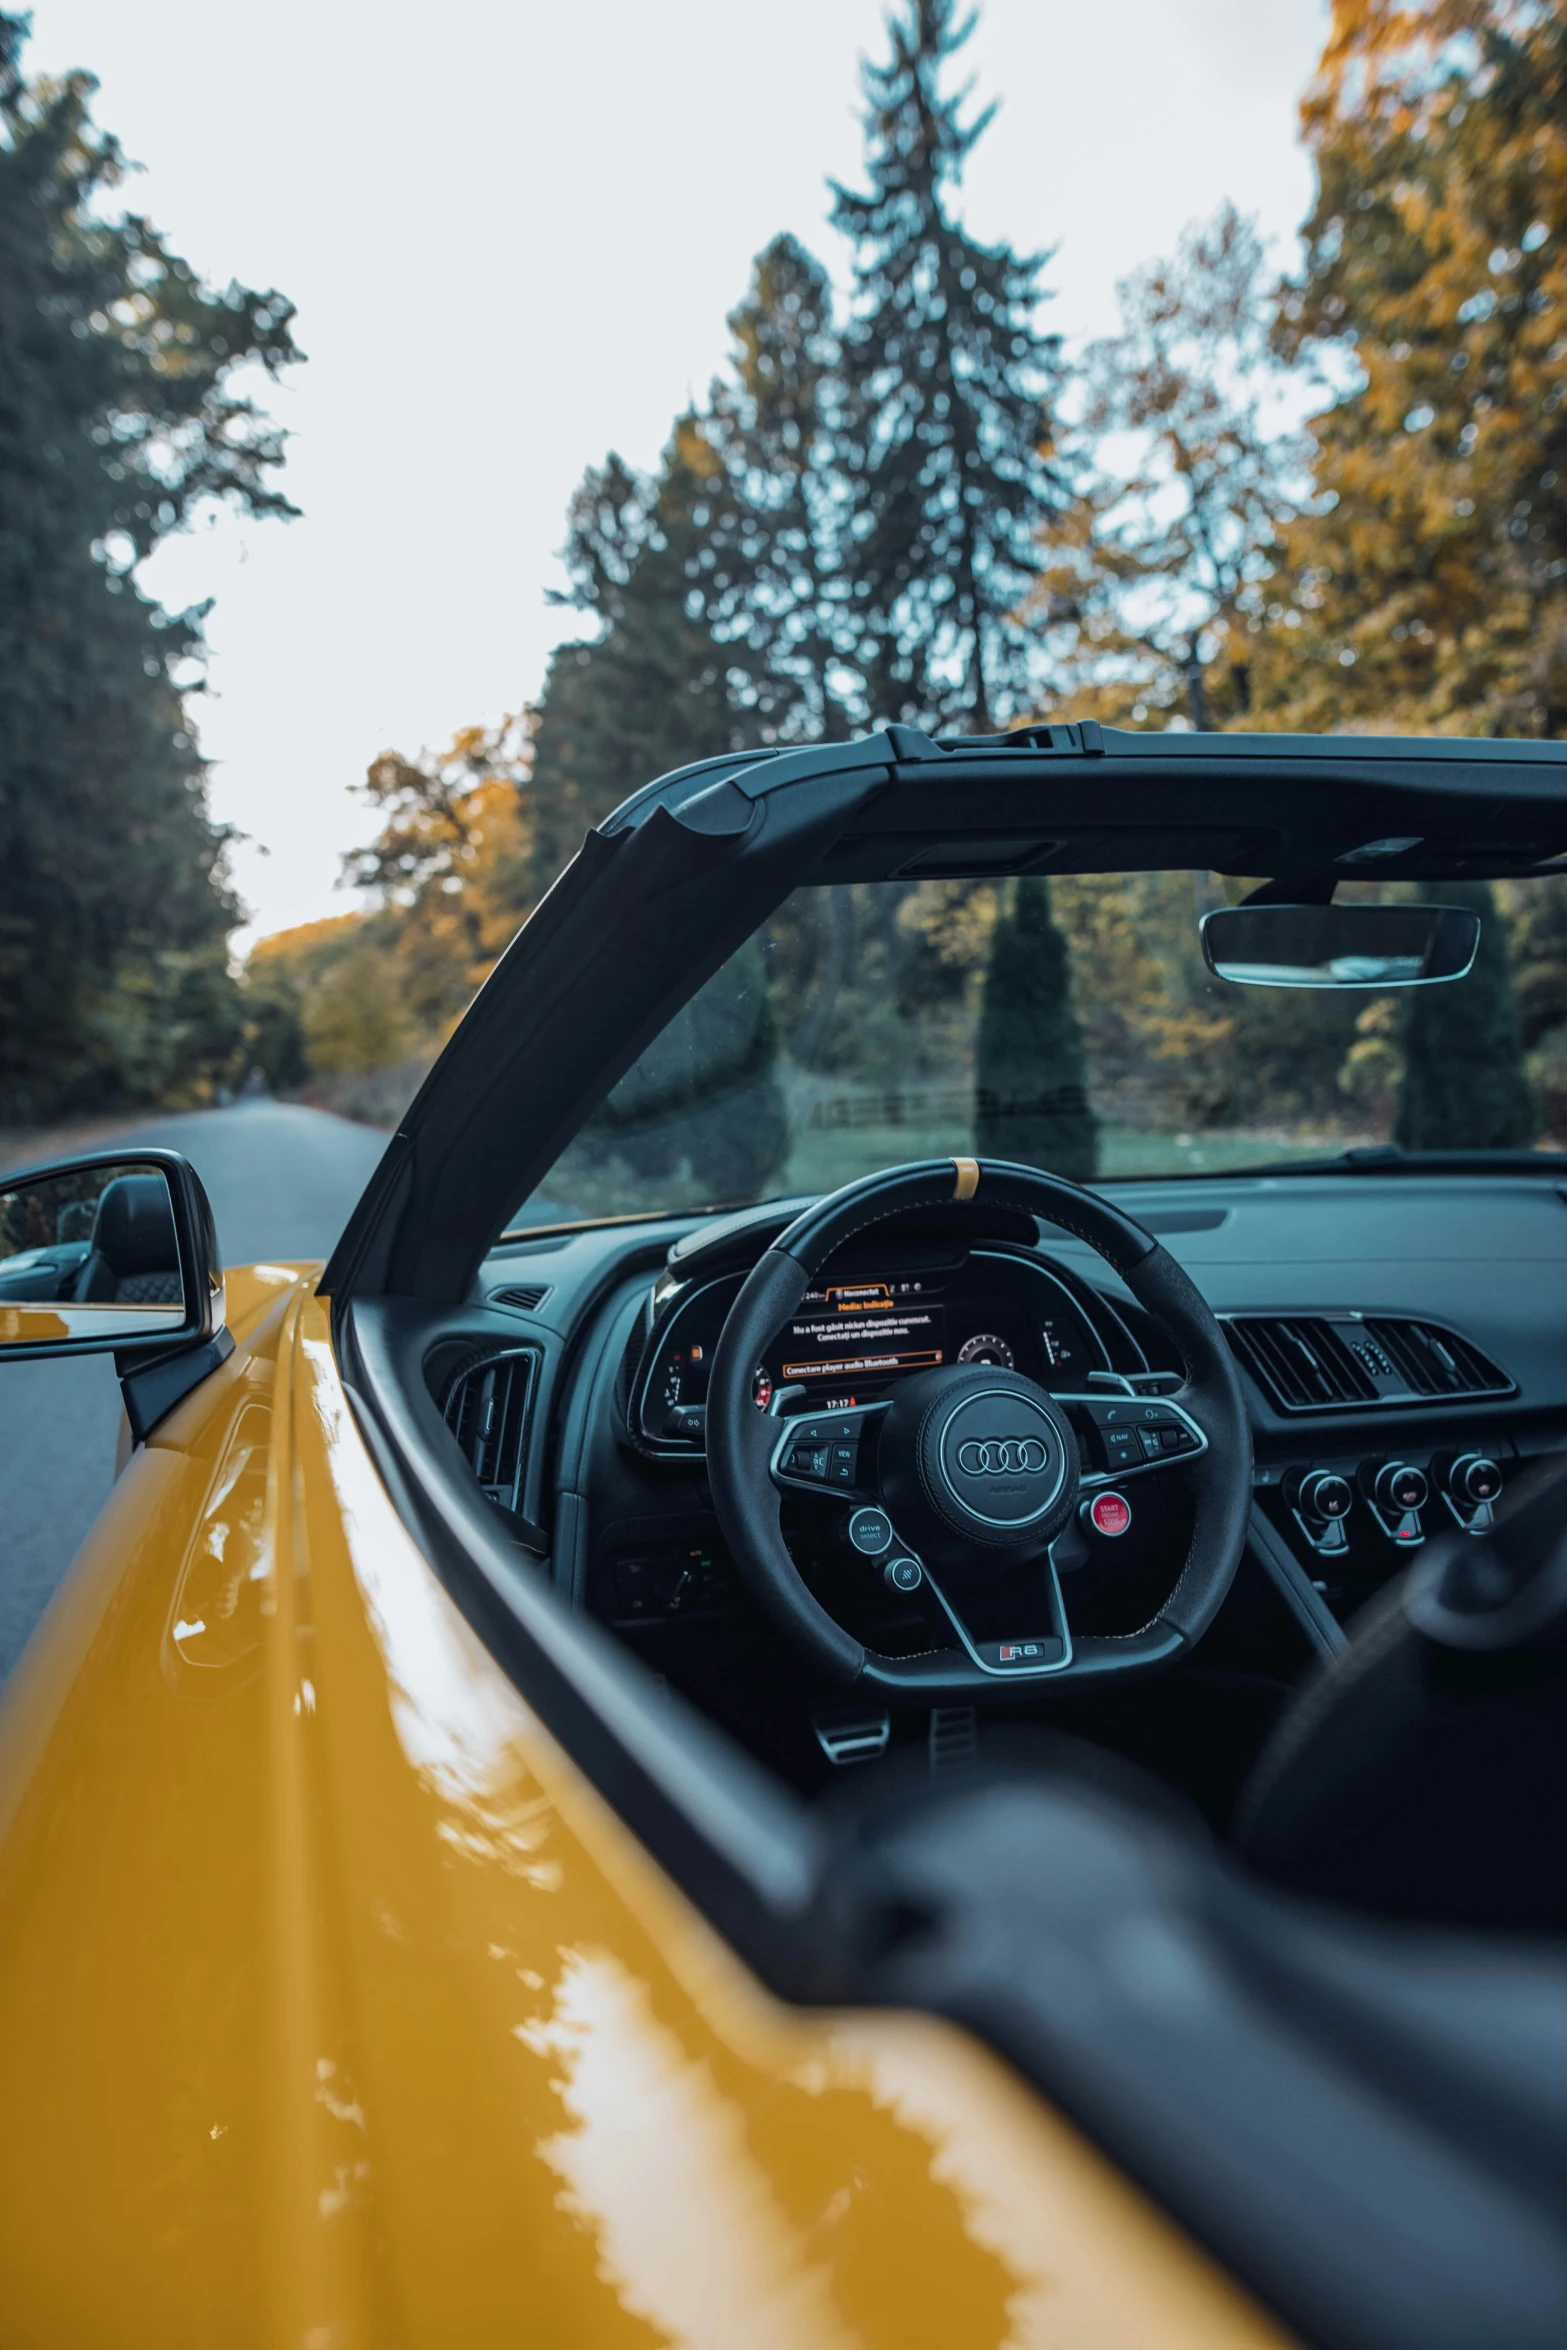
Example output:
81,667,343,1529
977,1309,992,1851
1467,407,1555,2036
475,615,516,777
1200,902,1481,989
0,1151,222,1370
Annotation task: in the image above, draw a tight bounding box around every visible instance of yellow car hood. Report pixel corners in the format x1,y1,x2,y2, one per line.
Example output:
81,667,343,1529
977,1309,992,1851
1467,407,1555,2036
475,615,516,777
0,1266,1286,2348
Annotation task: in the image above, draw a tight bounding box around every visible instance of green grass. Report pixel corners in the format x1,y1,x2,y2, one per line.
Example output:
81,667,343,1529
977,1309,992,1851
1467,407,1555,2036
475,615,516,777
781,1122,975,1194
1098,1128,1335,1177
780,1120,1339,1194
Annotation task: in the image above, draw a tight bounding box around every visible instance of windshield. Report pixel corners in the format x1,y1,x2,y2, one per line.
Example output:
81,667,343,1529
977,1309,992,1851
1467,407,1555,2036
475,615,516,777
512,871,1567,1230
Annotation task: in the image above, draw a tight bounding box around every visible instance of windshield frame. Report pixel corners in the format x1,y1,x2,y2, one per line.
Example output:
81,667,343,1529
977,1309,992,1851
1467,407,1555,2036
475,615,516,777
322,725,1567,1305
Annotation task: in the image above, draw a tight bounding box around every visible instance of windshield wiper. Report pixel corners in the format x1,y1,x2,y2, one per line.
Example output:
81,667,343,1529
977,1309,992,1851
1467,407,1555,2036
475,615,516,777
1244,1145,1567,1178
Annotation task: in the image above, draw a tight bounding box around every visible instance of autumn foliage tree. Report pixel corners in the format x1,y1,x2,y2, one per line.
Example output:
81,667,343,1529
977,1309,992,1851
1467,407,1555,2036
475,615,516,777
345,714,533,1030
1038,207,1305,731
1255,0,1567,735
302,0,1567,1165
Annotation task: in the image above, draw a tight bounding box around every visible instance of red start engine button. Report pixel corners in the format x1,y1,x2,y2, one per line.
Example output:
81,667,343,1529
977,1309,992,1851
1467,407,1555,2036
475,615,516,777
1088,1491,1132,1539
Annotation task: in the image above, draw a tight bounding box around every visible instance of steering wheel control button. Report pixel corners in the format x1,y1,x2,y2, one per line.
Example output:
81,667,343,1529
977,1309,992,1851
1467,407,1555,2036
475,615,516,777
774,1405,882,1495
1078,1396,1198,1474
883,1556,923,1593
1087,1490,1133,1539
848,1507,893,1556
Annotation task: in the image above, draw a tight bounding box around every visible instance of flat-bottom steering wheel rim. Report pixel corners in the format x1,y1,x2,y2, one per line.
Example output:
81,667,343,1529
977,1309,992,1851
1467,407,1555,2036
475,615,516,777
704,1157,1253,1703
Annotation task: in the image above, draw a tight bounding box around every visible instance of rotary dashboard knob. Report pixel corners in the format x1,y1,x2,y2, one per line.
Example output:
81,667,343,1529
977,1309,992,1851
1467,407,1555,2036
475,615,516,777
1287,1454,1502,1556
1364,1458,1429,1546
1438,1451,1503,1533
1372,1460,1429,1517
1285,1465,1354,1553
1448,1453,1502,1507
1299,1470,1353,1523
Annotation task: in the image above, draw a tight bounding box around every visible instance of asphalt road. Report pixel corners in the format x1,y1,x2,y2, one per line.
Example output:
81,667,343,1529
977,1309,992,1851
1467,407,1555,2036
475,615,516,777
0,1102,389,1688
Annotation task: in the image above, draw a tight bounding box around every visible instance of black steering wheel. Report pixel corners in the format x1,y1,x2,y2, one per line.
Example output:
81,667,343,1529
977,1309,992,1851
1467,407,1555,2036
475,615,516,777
706,1159,1253,1704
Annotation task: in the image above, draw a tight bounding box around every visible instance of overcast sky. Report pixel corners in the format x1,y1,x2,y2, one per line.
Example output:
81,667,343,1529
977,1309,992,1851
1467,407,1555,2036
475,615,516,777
28,0,1329,946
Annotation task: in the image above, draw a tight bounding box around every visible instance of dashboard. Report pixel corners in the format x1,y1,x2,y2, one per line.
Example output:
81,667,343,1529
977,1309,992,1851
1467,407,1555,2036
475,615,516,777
453,1170,1567,1664
633,1248,1125,1449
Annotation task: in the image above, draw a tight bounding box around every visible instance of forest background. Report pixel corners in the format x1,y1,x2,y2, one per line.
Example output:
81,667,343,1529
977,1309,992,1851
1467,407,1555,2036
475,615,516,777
4,0,1567,1189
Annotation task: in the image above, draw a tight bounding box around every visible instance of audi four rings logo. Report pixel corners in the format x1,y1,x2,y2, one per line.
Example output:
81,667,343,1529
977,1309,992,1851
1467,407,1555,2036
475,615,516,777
957,1436,1050,1477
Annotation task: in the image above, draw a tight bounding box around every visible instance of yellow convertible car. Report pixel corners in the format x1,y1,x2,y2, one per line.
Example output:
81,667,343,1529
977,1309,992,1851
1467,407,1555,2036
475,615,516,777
2,724,1566,2349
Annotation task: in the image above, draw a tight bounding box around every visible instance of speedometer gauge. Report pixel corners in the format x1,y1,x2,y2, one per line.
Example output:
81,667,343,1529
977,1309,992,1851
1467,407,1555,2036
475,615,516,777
752,1366,773,1411
956,1333,1015,1369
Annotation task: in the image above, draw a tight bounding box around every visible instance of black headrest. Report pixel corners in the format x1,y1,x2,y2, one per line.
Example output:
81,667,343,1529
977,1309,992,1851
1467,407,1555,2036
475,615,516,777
89,1175,179,1278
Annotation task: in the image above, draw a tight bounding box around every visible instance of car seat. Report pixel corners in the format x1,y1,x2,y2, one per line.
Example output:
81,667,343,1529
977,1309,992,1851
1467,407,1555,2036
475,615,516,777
72,1175,183,1307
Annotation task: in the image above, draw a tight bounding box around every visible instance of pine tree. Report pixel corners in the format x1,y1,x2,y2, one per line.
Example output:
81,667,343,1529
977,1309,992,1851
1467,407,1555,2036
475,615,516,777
1497,874,1567,1051
831,0,1065,732
0,15,300,1118
974,878,1098,1179
525,423,787,1194
1255,0,1567,736
573,937,790,1206
527,426,744,895
1397,882,1539,1149
705,235,852,743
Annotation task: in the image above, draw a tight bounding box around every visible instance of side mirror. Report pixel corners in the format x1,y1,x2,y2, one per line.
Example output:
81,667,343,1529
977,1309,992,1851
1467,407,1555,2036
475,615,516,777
0,1151,231,1440
1200,902,1481,989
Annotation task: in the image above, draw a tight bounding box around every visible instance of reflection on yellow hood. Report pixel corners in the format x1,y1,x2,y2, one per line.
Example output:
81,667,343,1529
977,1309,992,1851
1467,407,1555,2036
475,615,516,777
0,1264,1287,2350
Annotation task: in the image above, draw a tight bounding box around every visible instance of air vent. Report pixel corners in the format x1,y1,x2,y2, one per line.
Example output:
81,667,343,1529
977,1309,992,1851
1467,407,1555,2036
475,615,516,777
1361,1317,1513,1401
1224,1318,1376,1409
493,1282,552,1313
1224,1313,1512,1414
443,1349,536,1510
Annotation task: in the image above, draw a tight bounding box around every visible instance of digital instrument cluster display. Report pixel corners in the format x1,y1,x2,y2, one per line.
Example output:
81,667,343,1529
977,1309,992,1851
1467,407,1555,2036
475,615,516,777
645,1255,1115,1442
782,1280,944,1387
